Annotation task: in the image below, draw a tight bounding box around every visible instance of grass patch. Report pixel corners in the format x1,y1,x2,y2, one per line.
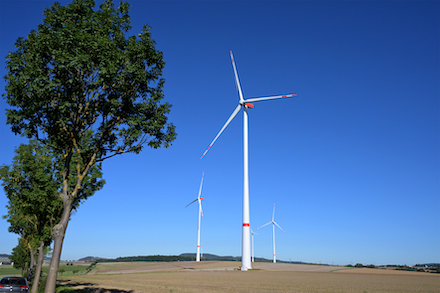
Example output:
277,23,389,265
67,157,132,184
42,265,88,276
0,265,22,277
56,286,83,293
1,264,89,279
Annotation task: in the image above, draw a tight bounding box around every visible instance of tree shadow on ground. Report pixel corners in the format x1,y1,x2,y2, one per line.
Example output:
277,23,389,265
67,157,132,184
57,280,135,293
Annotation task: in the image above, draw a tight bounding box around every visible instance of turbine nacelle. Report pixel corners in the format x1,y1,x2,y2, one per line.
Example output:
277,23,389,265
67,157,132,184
243,102,254,108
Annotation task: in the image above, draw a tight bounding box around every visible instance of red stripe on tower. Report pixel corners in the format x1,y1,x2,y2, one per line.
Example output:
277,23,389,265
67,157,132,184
243,223,250,227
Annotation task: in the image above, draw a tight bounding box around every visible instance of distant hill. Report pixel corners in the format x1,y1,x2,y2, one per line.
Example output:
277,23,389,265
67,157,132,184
78,256,107,262
0,254,11,264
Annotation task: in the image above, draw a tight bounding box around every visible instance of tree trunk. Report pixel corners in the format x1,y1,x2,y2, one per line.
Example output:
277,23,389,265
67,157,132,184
27,246,36,283
44,199,72,293
44,152,95,293
31,241,45,293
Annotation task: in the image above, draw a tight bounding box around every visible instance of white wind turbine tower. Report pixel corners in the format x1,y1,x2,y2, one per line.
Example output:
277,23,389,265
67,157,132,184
201,51,297,271
257,203,285,263
186,172,205,262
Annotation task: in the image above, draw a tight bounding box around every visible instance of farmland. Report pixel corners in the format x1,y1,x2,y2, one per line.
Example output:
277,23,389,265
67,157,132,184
54,261,440,293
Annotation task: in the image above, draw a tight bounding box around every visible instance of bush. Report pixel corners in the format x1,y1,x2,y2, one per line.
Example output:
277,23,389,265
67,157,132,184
37,277,47,293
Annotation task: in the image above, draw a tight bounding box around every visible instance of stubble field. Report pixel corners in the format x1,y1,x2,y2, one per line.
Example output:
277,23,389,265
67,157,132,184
57,261,440,293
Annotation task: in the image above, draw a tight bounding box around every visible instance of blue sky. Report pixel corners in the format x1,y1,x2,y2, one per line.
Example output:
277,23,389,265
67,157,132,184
0,0,439,266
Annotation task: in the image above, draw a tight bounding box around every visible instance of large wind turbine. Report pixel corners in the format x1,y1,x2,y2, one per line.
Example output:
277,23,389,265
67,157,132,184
186,172,205,262
201,51,297,270
257,203,285,263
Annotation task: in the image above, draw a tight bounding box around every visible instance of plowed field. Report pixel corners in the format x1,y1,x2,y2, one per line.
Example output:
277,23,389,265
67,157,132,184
58,261,440,293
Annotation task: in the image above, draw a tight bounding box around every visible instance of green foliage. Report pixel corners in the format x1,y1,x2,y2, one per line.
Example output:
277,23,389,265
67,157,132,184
40,265,87,276
3,0,176,160
55,286,77,293
1,140,63,247
0,139,104,247
81,261,97,275
0,139,104,289
10,238,30,275
3,1,175,290
37,277,47,293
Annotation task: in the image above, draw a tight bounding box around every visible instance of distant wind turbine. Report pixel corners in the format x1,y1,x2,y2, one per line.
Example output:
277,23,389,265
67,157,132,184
257,203,285,263
200,51,297,271
251,229,258,263
186,172,205,262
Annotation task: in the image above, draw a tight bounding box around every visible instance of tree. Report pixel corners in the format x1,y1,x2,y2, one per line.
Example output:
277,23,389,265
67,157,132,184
1,140,61,288
0,140,104,293
10,237,30,276
3,1,176,292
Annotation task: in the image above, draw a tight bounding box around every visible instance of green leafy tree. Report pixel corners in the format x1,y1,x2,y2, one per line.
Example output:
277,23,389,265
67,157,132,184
3,0,176,292
10,236,31,276
0,140,104,293
1,141,61,286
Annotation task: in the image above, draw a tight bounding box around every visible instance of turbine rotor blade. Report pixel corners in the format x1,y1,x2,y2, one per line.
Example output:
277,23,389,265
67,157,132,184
272,203,276,221
274,221,285,232
200,104,242,159
245,93,297,104
199,199,204,217
257,221,272,230
197,172,205,199
230,51,244,103
187,172,206,207
185,198,198,208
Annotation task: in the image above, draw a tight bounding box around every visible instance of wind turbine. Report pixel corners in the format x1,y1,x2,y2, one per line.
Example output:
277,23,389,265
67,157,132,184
201,51,297,270
186,172,205,262
257,203,285,263
251,229,258,263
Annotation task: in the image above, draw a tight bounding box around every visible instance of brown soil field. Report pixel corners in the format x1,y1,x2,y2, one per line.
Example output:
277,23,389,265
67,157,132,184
58,261,440,293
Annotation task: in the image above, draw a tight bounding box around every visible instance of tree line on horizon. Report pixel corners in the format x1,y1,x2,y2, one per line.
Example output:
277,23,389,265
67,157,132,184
0,0,176,292
78,253,309,264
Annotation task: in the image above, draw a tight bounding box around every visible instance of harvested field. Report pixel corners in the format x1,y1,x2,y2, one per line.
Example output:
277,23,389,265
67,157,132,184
58,261,440,293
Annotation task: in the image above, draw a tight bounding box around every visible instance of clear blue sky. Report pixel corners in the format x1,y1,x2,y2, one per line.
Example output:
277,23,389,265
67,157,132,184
0,0,439,266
